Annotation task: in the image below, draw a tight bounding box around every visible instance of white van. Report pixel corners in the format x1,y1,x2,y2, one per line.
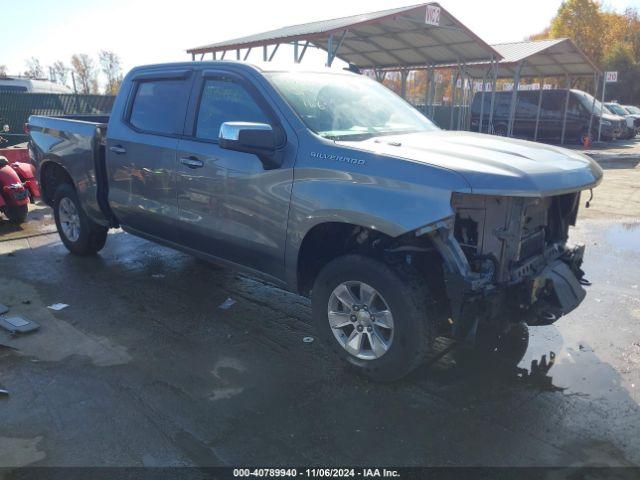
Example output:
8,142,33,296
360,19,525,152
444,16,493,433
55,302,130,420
0,77,72,94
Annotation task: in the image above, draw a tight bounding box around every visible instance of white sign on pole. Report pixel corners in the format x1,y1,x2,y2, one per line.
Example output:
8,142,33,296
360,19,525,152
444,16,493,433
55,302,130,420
425,5,441,26
605,71,618,83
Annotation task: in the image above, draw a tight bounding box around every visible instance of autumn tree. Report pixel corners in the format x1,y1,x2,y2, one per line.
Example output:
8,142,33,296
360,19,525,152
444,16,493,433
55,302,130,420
71,54,98,94
550,0,604,64
24,57,44,79
51,61,69,86
99,50,123,95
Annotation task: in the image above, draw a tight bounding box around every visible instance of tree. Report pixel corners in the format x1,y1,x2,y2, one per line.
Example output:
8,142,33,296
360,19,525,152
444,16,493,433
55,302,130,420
99,50,122,95
0,65,7,78
24,57,44,79
603,43,639,103
51,61,69,86
71,54,98,94
550,0,604,64
530,1,640,104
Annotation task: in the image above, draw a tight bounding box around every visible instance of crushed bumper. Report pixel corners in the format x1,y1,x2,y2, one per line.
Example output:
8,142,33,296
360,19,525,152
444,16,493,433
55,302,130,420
428,223,587,336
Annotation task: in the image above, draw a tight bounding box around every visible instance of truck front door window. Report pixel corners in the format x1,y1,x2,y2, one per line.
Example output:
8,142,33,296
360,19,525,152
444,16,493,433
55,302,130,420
129,79,191,135
196,79,270,141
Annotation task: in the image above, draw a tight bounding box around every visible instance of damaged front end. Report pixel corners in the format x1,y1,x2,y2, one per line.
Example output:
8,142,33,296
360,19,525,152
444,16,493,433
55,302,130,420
420,192,589,339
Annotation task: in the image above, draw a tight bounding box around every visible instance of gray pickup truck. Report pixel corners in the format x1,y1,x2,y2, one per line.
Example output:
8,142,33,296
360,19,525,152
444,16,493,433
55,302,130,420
28,62,602,381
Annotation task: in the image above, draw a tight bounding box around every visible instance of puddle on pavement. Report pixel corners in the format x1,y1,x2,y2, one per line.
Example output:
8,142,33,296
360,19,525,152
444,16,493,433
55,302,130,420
0,203,56,241
604,222,640,252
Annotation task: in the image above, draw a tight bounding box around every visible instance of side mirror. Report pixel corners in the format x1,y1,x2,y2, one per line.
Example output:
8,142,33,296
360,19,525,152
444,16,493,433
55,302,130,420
219,122,282,169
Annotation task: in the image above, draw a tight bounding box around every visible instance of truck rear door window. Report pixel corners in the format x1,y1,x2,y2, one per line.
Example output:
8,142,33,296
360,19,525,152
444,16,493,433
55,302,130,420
195,78,269,141
129,79,190,135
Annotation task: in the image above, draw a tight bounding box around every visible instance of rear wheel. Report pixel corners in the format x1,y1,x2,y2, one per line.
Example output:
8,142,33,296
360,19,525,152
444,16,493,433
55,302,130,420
311,254,435,382
3,204,28,224
493,124,508,137
53,183,108,255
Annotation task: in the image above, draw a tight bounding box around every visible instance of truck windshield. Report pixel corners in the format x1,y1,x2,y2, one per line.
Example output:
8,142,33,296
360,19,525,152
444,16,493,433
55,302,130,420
606,103,628,116
625,105,640,114
575,91,607,114
266,72,438,141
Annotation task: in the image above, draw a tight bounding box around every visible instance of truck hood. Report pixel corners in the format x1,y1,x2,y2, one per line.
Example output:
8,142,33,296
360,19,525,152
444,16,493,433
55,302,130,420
343,131,603,197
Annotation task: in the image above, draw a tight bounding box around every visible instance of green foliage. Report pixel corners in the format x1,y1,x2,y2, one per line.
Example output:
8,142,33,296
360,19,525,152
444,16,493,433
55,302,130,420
603,43,640,103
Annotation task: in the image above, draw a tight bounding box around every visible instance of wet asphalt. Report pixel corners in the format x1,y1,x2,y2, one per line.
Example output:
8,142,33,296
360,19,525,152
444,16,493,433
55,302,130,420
0,199,638,468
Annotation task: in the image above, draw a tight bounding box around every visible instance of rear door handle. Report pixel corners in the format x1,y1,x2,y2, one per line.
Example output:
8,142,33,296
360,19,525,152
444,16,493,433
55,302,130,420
180,156,204,169
109,145,127,155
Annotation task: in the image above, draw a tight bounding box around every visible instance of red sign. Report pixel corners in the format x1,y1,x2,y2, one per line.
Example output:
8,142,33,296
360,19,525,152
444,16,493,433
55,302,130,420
425,5,441,26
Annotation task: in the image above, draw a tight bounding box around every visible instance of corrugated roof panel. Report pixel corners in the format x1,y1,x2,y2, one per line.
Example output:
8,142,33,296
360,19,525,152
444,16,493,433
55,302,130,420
491,39,566,64
187,2,501,67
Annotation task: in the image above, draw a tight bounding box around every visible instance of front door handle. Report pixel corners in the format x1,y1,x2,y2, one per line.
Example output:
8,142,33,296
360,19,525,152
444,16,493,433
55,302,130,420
109,145,127,155
180,156,204,169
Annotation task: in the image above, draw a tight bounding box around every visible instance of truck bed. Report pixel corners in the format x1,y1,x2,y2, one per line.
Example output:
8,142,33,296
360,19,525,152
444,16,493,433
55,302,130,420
28,114,113,227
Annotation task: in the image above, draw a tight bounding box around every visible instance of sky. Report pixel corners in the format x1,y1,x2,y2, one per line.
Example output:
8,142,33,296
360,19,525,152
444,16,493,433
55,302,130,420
1,0,639,84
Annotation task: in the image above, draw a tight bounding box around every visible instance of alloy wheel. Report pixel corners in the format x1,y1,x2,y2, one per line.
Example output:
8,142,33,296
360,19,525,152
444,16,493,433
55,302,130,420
327,281,395,360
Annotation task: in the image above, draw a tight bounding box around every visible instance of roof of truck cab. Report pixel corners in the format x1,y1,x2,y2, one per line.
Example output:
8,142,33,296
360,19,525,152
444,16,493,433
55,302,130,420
127,61,360,75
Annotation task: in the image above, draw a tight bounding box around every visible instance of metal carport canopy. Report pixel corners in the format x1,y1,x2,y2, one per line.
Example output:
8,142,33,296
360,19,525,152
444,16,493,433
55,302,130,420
186,2,503,68
434,38,601,78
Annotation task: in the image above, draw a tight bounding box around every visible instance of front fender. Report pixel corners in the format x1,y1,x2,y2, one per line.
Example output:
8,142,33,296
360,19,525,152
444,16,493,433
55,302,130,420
284,164,471,290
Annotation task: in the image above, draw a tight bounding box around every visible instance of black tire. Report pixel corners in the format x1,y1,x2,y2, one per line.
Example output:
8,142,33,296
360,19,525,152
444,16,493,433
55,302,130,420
311,254,435,382
53,183,108,256
4,204,28,224
493,124,508,137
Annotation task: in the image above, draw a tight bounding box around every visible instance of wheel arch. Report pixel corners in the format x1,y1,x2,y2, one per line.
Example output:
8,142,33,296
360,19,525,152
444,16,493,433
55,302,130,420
39,160,75,206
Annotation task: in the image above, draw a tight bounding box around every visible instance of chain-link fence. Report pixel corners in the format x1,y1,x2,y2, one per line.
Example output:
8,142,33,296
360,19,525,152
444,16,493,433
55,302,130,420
0,93,115,146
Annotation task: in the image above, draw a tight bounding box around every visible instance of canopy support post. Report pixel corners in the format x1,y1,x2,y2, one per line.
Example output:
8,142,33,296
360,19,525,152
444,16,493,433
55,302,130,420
327,30,347,67
588,73,598,143
534,78,545,141
400,70,408,99
263,45,268,62
488,61,498,134
425,67,433,117
191,53,195,61
478,64,489,133
507,61,524,137
560,75,571,145
244,48,252,61
449,69,458,130
298,41,310,63
268,44,280,61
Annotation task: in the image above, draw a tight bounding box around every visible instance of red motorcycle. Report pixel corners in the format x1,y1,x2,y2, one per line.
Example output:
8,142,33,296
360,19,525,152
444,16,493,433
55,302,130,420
0,138,40,225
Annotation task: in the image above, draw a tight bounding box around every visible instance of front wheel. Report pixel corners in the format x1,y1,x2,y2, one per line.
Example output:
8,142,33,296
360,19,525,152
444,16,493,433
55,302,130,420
311,255,435,382
3,204,28,224
53,183,108,255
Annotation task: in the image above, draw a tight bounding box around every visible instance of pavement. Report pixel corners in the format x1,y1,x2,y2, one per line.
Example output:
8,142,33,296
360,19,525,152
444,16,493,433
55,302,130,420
0,147,639,469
